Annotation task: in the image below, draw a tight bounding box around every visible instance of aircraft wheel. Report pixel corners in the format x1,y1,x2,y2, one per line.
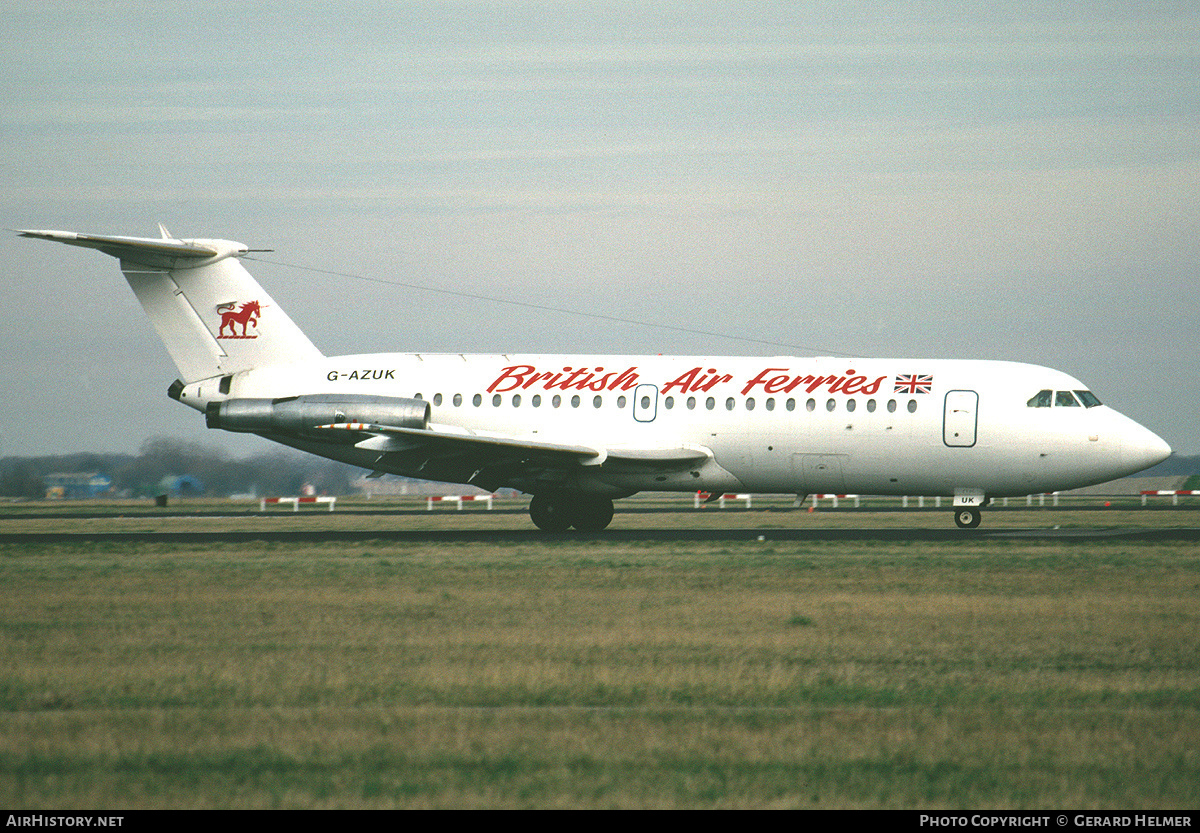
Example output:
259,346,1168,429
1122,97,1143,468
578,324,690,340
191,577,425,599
529,494,572,532
570,496,614,532
953,508,982,529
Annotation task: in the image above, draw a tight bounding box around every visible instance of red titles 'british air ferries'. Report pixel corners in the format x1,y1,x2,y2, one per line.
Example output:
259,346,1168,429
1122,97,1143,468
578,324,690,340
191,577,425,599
21,228,1172,530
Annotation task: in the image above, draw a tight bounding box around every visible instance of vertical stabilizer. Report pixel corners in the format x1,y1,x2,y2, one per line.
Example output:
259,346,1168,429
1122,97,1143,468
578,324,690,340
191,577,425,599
19,229,324,382
120,256,323,381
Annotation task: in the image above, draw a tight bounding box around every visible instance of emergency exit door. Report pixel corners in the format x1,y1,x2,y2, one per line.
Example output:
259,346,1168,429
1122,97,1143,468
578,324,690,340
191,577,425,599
943,390,978,447
633,384,658,422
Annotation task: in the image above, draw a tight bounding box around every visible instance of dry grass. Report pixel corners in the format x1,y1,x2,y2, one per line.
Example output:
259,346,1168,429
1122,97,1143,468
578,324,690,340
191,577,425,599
1,522,1198,808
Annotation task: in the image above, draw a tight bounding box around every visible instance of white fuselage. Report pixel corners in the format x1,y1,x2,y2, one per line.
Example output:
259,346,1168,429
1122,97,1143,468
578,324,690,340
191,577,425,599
177,353,1171,499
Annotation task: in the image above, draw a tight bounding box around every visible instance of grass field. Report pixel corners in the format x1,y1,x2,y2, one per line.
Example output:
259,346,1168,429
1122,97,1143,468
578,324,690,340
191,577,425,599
1,502,1198,808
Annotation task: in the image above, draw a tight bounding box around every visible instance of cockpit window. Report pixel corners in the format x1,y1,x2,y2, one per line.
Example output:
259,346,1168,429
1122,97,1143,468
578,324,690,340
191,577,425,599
1028,388,1102,408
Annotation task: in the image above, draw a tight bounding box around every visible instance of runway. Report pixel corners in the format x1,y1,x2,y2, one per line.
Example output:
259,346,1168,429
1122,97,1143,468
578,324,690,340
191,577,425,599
3,525,1198,544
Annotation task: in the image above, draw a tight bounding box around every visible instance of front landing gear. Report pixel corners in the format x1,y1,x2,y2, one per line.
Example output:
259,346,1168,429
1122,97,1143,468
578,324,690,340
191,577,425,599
953,507,982,529
529,493,615,532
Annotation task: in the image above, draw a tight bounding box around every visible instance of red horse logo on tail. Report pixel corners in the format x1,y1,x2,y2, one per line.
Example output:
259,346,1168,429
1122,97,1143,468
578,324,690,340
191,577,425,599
217,301,262,339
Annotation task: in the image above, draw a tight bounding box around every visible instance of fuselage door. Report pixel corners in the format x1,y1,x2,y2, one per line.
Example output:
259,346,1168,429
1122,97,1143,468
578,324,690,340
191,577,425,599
632,384,658,423
944,390,978,447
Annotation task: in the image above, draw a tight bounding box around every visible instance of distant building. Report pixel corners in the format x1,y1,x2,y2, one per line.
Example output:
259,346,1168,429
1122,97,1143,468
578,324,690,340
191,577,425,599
44,472,112,500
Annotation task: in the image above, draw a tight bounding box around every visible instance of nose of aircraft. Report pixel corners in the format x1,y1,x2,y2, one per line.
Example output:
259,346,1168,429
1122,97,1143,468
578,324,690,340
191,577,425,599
1122,423,1172,474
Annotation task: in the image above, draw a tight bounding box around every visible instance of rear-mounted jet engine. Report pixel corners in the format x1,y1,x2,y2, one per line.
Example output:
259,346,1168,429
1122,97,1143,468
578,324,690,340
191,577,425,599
205,394,429,438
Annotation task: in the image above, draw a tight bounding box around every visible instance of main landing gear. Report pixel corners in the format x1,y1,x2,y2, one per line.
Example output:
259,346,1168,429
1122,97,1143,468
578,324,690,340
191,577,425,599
953,507,982,529
529,493,615,532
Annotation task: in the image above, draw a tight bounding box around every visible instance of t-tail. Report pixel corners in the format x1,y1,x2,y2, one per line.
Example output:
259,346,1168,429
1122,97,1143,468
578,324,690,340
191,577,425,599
18,228,323,383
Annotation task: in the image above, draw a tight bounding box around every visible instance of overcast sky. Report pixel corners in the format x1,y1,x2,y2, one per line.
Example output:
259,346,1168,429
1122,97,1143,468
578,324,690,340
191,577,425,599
2,1,1197,458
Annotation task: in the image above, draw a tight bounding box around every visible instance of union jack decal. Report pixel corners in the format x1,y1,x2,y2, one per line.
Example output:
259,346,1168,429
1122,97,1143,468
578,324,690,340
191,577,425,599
894,374,933,394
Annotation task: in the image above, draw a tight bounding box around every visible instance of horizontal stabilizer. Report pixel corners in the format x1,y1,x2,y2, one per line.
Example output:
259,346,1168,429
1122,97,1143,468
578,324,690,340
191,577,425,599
18,229,244,270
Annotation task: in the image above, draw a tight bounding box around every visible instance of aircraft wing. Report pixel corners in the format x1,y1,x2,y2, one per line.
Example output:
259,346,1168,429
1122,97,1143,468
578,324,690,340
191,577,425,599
319,421,602,460
311,421,712,488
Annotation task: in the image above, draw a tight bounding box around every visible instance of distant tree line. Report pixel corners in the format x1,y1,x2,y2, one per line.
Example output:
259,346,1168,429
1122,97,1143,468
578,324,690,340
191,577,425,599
1142,454,1200,478
0,437,360,499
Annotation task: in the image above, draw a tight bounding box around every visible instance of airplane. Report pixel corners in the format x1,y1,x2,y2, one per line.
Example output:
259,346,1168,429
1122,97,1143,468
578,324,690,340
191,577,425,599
19,227,1172,530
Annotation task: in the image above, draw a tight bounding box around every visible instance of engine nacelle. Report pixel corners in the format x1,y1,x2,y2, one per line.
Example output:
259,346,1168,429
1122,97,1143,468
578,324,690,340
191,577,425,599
205,394,430,436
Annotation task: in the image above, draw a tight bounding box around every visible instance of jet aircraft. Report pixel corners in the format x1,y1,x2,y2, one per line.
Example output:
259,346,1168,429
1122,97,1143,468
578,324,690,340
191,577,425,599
20,228,1172,530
